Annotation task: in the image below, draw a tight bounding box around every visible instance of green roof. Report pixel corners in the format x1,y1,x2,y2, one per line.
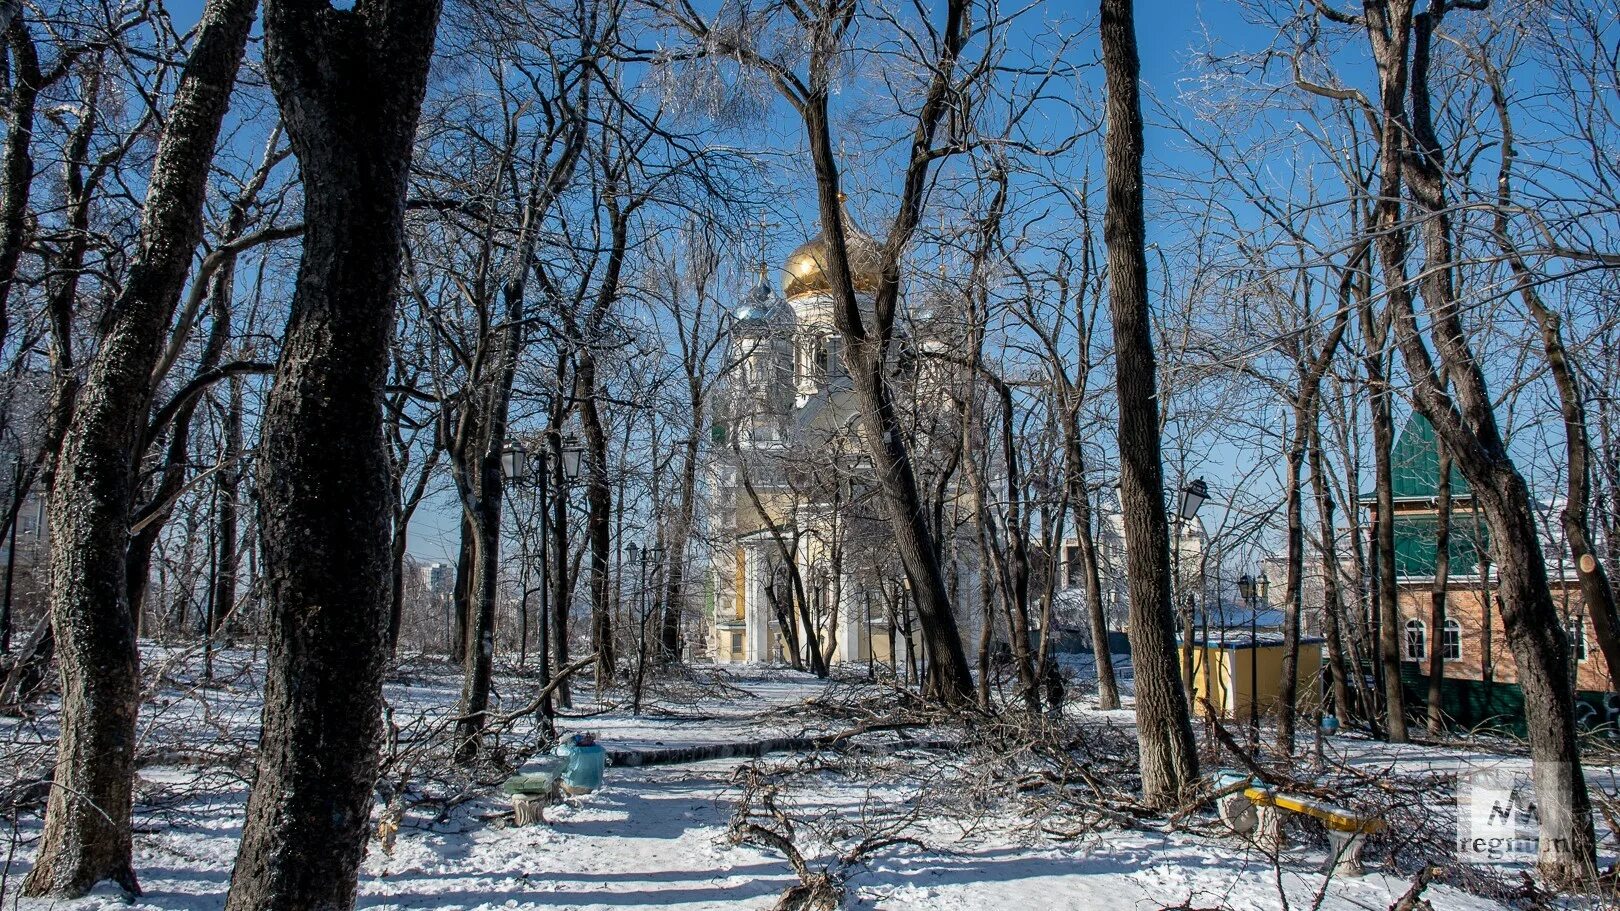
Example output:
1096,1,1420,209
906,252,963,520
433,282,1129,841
1393,513,1487,577
1390,413,1471,499
1359,413,1488,578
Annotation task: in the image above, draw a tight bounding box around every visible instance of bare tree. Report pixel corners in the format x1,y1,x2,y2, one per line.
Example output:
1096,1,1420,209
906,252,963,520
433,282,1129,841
225,0,442,905
1097,0,1199,806
24,0,257,894
1326,0,1597,881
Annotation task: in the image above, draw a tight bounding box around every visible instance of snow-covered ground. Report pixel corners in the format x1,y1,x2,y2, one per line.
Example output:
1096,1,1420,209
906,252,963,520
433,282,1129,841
1,647,1606,910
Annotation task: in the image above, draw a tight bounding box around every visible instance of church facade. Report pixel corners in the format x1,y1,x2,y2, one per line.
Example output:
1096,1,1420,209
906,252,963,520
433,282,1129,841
704,206,964,668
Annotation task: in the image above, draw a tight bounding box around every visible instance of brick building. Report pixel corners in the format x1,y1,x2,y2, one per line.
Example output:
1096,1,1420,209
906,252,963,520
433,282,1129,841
1369,414,1613,732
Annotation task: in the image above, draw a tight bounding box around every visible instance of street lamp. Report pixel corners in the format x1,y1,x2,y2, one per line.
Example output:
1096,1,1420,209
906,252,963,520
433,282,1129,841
497,432,585,729
1176,477,1208,522
497,436,554,732
560,434,584,480
500,440,529,482
1176,478,1208,709
631,540,665,715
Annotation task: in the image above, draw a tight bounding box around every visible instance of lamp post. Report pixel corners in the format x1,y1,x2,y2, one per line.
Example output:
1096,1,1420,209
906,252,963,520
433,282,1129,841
499,441,531,665
1,457,21,655
549,432,584,709
1175,477,1208,708
630,541,663,715
501,438,550,733
502,434,583,733
1239,571,1270,746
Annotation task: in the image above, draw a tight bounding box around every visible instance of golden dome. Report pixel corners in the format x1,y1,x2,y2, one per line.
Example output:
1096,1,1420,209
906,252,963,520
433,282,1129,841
782,204,884,301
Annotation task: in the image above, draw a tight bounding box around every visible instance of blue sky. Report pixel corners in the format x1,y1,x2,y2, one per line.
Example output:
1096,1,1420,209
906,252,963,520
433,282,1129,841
400,0,1272,564
151,0,1289,565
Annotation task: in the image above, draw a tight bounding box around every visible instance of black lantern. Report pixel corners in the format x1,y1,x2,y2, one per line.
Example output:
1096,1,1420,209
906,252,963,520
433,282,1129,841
500,441,528,481
1176,477,1208,521
625,542,640,565
561,434,584,480
1237,573,1255,604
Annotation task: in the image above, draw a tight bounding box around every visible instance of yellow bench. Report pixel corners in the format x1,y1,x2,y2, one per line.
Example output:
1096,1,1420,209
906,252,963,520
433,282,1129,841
1214,773,1384,876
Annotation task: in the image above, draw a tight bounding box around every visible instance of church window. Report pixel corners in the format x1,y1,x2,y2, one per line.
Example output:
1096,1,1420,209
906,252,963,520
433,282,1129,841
1404,619,1426,661
1568,619,1588,662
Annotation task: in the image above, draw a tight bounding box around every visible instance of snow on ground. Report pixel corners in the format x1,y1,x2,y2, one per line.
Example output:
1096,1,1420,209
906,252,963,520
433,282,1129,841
0,646,1604,910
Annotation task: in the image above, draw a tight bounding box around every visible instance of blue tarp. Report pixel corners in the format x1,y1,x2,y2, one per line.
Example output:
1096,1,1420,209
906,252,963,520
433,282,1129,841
555,741,605,791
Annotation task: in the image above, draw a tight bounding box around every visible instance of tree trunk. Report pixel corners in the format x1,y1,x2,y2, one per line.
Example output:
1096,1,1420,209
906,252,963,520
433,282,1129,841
1308,426,1354,723
577,355,615,689
0,13,40,349
453,456,501,760
1062,428,1119,710
213,375,242,635
453,199,546,758
1276,312,1346,754
1098,0,1198,808
549,422,572,708
451,517,472,663
1427,447,1452,734
659,422,697,662
792,0,977,704
224,0,440,905
1363,1,1596,881
1365,330,1404,741
1485,73,1620,696
23,0,255,895
1276,411,1307,755
993,383,1038,713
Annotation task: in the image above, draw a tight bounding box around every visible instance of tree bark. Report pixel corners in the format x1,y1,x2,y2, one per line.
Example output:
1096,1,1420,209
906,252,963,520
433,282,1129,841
0,13,40,350
23,0,255,895
1484,69,1620,696
1360,0,1596,881
224,0,440,905
1098,0,1198,807
1428,447,1453,734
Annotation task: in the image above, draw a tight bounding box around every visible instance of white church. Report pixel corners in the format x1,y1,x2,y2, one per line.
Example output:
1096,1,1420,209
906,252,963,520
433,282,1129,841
704,202,969,669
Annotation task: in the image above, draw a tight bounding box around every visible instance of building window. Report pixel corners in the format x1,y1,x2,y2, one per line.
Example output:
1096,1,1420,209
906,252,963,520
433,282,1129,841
1568,620,1587,662
1404,619,1427,662
730,631,744,656
1442,619,1462,662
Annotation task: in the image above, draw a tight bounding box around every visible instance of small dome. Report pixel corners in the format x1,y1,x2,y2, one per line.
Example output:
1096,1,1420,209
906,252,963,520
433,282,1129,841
733,267,792,330
782,201,884,301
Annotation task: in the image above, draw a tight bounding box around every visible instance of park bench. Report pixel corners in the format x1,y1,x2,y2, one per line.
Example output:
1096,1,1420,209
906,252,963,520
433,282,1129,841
1212,771,1385,876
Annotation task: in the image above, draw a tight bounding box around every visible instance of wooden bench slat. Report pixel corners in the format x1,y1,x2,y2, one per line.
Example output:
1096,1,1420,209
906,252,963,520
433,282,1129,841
1241,786,1384,833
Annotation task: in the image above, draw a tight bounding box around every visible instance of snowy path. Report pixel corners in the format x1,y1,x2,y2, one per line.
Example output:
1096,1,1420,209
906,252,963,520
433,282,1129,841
1,652,1584,910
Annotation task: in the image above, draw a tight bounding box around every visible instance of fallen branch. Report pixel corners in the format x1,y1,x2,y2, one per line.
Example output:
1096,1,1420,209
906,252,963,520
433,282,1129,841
1388,865,1438,911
